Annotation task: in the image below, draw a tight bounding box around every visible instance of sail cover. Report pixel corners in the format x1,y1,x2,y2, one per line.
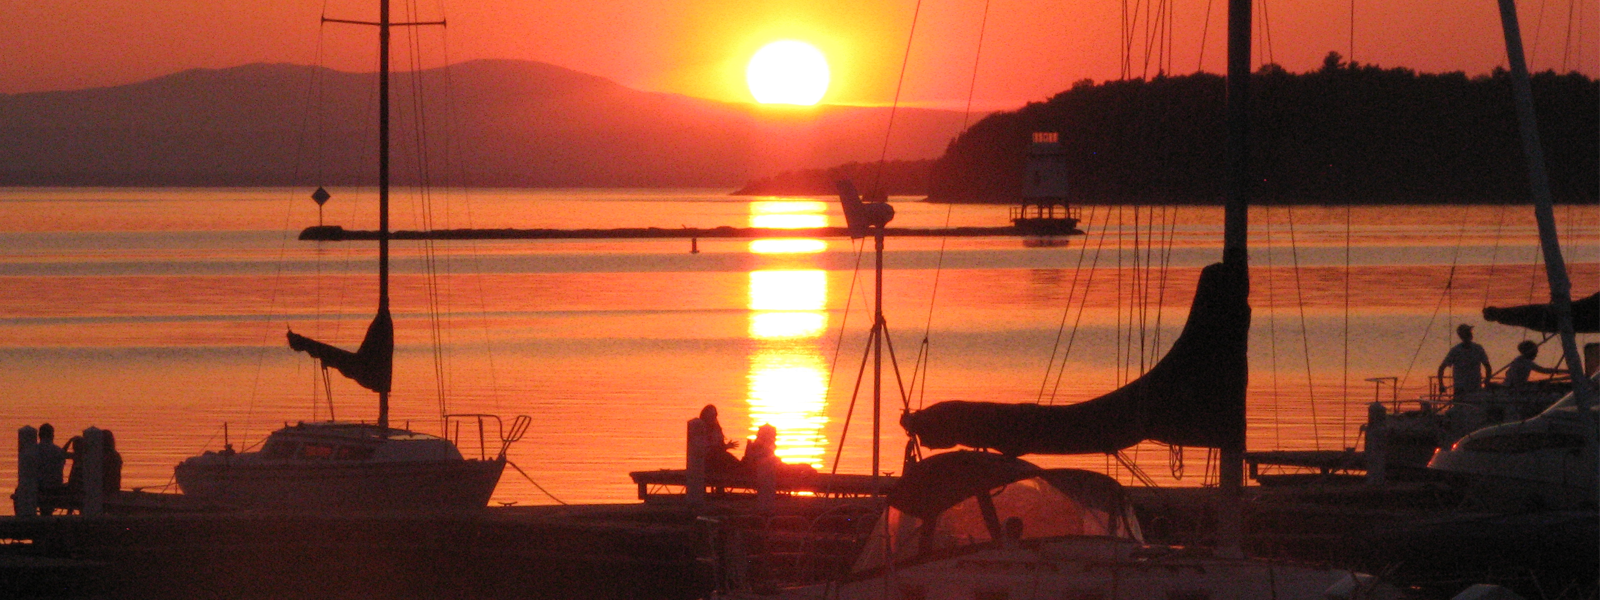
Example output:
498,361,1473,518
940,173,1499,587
902,258,1249,456
1482,292,1599,334
286,306,394,393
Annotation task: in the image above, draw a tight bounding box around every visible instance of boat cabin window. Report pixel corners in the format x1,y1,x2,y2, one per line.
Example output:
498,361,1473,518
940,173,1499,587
298,443,336,460
335,445,375,460
261,440,296,460
853,475,1140,573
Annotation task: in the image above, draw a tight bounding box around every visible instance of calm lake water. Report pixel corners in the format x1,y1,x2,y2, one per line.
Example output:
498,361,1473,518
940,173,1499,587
1,187,1596,513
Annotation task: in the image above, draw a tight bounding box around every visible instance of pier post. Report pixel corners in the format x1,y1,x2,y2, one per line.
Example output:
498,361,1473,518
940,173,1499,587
755,457,776,512
687,418,706,507
14,426,38,517
82,427,104,516
1365,403,1387,485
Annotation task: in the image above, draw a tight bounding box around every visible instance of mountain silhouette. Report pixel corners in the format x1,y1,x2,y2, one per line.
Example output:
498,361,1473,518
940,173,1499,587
0,59,975,188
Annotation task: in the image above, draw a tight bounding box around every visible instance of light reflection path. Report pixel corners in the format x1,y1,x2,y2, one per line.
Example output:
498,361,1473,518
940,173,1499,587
744,200,832,468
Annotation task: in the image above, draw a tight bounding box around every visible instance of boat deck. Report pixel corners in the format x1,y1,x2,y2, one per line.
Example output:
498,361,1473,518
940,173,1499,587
628,469,896,501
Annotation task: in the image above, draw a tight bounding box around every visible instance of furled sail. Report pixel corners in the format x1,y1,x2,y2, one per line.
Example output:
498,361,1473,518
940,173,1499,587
1482,292,1598,334
286,306,394,393
902,258,1248,456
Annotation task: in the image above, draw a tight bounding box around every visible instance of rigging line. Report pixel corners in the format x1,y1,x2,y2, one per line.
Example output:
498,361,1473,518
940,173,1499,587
1349,0,1356,62
830,322,877,476
909,0,993,410
1264,204,1283,448
1284,204,1321,451
435,18,500,413
1533,0,1551,66
823,240,869,470
1398,221,1469,393
1484,202,1511,309
1149,204,1176,366
505,460,568,505
252,14,334,446
871,0,926,193
1047,205,1115,403
1563,0,1578,70
1342,204,1351,449
1120,204,1132,382
1197,0,1216,72
1037,204,1101,403
1256,0,1276,67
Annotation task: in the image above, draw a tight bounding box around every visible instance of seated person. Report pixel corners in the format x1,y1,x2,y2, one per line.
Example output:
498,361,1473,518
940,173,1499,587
698,405,741,474
742,424,778,467
741,424,815,478
1503,340,1560,387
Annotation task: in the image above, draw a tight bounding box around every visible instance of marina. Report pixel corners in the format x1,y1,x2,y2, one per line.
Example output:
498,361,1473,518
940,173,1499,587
3,0,1598,594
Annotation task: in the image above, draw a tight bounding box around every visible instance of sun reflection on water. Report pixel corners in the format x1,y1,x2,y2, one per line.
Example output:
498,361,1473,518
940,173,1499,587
744,200,832,468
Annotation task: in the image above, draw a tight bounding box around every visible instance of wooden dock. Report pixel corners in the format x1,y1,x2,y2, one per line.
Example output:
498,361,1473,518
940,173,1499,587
299,224,1083,241
628,469,896,501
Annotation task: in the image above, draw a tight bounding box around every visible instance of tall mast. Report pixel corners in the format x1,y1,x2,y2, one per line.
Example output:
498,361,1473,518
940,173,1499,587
377,0,391,430
1494,0,1594,408
1491,0,1593,499
1218,0,1252,557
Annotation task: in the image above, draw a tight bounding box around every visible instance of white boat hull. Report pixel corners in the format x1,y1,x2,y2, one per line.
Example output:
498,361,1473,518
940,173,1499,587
175,458,505,511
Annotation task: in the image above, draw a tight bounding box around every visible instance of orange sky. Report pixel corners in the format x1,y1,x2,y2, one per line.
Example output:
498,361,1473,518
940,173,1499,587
2,0,1595,109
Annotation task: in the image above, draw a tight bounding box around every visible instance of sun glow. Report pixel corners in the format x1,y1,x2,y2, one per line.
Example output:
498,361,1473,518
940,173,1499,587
746,41,831,105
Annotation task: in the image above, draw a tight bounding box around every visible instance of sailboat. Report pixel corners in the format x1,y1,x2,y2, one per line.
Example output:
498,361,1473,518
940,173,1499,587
705,3,1409,596
174,0,528,512
1421,0,1600,512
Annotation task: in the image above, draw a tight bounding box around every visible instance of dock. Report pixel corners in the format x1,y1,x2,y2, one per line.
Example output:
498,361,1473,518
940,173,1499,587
629,469,896,501
298,224,1083,241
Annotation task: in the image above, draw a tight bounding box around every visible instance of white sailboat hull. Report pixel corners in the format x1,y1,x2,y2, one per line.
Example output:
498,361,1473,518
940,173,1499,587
175,458,505,511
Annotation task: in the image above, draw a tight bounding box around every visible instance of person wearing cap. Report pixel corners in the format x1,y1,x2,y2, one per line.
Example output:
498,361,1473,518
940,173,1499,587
1438,324,1492,396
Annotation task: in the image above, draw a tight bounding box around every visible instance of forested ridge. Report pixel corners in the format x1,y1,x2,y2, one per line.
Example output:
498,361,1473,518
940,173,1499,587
922,54,1597,204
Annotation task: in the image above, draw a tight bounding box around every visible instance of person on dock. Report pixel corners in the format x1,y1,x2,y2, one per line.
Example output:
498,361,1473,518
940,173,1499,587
1502,340,1560,388
34,423,68,514
1438,324,1491,397
699,405,741,474
742,423,778,468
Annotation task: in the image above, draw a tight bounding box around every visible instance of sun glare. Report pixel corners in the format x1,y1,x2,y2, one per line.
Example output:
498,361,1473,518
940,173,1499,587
746,41,830,105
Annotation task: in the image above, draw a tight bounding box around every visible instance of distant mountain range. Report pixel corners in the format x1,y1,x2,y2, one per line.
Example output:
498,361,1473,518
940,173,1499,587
0,59,976,188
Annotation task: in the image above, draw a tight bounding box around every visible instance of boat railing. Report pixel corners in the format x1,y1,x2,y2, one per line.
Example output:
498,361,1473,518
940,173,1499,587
700,502,879,594
444,414,531,460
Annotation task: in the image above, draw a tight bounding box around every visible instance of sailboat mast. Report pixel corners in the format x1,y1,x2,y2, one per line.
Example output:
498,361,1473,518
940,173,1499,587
1218,0,1252,557
377,0,392,430
1494,0,1594,407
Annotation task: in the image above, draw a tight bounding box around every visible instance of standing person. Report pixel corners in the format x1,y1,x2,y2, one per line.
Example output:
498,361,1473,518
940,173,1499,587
1503,340,1559,387
1437,324,1492,396
34,423,68,515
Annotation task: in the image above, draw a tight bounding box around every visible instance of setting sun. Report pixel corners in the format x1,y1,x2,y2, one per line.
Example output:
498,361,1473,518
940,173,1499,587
746,40,830,105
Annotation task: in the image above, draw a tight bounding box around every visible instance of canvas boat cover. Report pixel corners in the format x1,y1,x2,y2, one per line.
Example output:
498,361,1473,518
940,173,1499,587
887,450,1128,521
1482,292,1599,334
901,258,1249,456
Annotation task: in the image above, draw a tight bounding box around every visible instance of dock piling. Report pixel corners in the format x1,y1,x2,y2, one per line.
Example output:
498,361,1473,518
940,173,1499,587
686,419,706,507
14,426,38,517
1365,403,1387,485
82,427,105,516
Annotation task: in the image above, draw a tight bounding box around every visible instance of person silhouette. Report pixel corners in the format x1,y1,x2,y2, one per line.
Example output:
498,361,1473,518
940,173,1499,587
698,405,741,474
34,423,68,515
1438,324,1491,396
742,423,778,468
1503,340,1559,388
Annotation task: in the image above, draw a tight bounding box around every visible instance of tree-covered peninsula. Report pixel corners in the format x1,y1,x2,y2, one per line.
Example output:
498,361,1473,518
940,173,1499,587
934,54,1593,204
742,54,1598,204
